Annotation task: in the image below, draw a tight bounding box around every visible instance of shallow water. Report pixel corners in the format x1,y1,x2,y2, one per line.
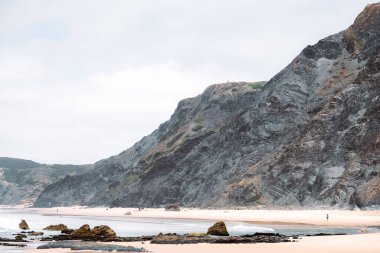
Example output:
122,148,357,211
0,208,274,237
0,208,274,252
0,208,373,252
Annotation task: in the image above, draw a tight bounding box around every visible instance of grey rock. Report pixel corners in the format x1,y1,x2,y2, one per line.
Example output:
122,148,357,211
34,3,380,209
150,232,291,244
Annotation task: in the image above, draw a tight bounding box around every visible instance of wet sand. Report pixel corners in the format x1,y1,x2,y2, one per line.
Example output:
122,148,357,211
28,207,380,227
27,233,380,253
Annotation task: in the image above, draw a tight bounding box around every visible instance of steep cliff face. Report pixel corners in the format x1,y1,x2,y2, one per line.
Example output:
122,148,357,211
0,157,93,206
34,4,380,209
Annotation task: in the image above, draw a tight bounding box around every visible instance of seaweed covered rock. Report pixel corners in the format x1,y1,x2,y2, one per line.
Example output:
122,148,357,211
71,224,91,237
43,224,68,231
15,234,27,241
68,224,116,240
29,231,44,236
91,225,116,238
207,221,229,236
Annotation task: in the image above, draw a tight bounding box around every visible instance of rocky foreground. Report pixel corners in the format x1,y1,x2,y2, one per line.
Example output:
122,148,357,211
37,221,294,244
0,220,297,251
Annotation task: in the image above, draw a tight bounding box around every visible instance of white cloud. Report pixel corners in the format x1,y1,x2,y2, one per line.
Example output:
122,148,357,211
0,55,47,83
0,0,375,164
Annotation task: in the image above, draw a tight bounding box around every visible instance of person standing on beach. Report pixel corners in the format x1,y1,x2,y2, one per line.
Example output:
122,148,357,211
326,213,329,221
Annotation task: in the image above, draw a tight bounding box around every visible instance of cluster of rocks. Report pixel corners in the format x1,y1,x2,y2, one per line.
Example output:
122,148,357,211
0,219,306,252
151,232,293,244
150,222,293,244
37,221,294,246
0,236,28,246
3,219,350,251
1,220,44,248
41,224,117,242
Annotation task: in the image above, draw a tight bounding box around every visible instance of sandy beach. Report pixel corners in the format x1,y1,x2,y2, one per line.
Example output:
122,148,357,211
27,233,380,253
28,206,380,227
14,207,378,253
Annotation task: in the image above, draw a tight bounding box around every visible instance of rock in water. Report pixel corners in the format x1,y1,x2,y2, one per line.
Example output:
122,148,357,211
43,224,68,231
62,229,74,234
207,221,229,236
71,224,91,237
19,220,29,230
15,234,27,241
91,225,116,238
69,224,116,239
29,231,44,236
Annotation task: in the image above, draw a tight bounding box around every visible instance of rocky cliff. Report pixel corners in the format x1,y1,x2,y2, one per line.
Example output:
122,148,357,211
34,4,380,209
0,157,93,206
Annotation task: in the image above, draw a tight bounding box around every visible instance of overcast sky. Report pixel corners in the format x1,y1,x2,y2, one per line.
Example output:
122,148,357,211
0,0,374,164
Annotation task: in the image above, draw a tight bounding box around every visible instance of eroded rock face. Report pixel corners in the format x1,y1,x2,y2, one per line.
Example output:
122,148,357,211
207,221,229,236
34,4,380,209
344,3,380,59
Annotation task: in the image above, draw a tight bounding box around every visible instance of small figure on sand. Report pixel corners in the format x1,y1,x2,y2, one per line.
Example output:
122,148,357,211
326,213,329,221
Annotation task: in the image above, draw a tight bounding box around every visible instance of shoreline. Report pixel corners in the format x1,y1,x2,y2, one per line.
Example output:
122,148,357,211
20,207,380,227
26,233,380,253
0,207,379,253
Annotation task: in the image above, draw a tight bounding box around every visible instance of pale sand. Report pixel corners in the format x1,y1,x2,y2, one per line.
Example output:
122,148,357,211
27,233,380,253
28,207,380,227
21,207,380,253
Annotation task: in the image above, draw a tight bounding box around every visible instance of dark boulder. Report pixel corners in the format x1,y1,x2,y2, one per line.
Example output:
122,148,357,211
70,224,91,237
29,231,44,236
18,220,29,230
207,221,229,236
67,224,116,240
91,225,116,238
15,234,27,241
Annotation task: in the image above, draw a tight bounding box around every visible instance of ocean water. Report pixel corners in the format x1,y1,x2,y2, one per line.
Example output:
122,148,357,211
0,208,274,252
0,208,274,236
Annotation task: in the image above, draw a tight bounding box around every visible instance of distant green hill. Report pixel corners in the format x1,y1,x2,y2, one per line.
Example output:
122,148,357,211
0,157,40,169
0,157,93,206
